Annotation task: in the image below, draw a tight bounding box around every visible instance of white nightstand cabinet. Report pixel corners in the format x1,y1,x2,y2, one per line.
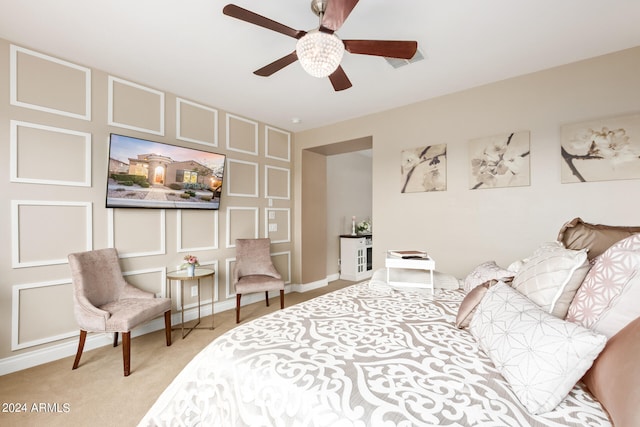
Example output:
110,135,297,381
340,235,373,281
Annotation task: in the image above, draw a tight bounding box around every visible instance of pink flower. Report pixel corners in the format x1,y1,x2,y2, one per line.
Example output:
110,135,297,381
183,255,199,265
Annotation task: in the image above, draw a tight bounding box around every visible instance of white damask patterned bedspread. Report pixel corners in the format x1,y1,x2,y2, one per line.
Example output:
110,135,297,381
139,283,610,427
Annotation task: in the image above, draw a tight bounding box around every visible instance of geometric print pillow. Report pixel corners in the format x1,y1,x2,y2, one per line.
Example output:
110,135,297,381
566,233,640,338
470,282,607,415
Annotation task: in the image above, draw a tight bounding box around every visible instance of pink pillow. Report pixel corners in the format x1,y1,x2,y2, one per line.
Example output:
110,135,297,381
566,234,640,338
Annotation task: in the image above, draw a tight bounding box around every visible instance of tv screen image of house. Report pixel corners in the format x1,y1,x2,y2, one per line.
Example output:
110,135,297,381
106,133,226,209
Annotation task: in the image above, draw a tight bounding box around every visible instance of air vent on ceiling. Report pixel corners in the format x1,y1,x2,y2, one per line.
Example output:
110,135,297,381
384,49,424,69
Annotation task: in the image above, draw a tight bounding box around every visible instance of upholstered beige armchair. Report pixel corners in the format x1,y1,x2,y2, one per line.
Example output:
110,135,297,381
68,248,172,376
233,238,285,323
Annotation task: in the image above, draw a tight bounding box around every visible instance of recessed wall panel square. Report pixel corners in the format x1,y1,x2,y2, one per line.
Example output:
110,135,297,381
177,98,218,146
178,210,218,251
227,159,258,197
272,251,291,284
10,45,91,120
265,208,290,243
226,114,258,155
109,209,165,257
12,201,92,268
226,207,258,247
108,76,164,135
124,268,164,297
265,126,291,162
16,282,75,346
265,165,290,199
11,121,91,186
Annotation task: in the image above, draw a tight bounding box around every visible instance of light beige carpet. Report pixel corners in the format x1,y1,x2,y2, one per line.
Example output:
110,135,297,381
0,280,355,427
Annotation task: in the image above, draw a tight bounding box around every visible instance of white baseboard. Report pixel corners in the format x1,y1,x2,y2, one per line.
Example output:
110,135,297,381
0,283,322,376
290,278,328,293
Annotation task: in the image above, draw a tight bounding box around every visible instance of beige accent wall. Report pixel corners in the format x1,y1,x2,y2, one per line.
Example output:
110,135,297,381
0,38,292,369
299,150,327,284
295,46,640,280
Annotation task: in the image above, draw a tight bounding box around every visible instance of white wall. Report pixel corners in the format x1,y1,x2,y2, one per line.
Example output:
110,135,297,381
294,46,640,279
326,151,372,275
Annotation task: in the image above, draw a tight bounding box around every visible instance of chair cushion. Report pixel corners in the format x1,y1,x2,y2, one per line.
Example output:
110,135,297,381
100,297,171,332
235,275,285,294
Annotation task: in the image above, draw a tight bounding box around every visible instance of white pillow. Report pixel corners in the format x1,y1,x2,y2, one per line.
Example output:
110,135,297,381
463,261,514,293
470,282,606,415
511,242,590,318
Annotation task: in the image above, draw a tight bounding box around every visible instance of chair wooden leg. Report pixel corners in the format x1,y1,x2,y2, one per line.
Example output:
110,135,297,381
122,332,131,376
265,291,270,307
164,310,172,346
280,289,284,309
72,330,87,370
236,294,241,324
113,332,119,347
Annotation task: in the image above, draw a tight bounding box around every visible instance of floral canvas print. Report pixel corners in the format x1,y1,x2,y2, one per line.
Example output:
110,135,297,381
469,131,530,189
401,144,446,193
561,113,640,183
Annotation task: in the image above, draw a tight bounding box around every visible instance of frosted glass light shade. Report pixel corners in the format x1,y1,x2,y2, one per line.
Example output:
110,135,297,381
295,30,344,78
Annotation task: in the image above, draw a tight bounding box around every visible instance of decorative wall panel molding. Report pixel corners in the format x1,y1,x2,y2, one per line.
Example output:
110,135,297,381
177,210,219,252
225,257,236,300
265,165,290,200
176,98,218,147
226,158,259,197
12,279,76,350
10,120,92,187
265,126,291,162
226,206,259,248
272,251,292,284
10,44,91,120
264,208,291,243
11,200,92,268
123,267,166,298
108,75,165,135
226,113,258,155
107,209,166,258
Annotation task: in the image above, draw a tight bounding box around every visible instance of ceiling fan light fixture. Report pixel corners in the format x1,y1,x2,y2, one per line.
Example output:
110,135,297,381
296,30,344,78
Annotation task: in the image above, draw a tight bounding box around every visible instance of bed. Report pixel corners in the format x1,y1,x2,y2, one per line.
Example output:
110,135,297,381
139,218,640,426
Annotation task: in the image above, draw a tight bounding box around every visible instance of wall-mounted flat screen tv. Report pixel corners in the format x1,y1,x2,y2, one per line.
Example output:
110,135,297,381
106,133,226,209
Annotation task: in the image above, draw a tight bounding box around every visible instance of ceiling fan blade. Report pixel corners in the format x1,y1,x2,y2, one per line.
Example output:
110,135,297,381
343,40,418,59
223,4,306,39
329,66,352,91
254,51,299,77
321,0,360,32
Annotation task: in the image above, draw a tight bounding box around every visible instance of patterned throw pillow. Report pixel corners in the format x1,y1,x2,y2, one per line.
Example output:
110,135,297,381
456,281,491,328
511,242,590,318
566,233,640,338
470,282,607,415
463,261,514,293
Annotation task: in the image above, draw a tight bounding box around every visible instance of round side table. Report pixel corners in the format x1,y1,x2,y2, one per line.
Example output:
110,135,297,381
166,268,215,338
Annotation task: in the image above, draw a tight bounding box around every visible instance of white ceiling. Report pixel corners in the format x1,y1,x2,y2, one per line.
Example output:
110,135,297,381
1,0,639,132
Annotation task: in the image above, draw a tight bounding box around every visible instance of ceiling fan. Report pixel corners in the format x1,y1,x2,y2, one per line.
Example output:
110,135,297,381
223,0,418,91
